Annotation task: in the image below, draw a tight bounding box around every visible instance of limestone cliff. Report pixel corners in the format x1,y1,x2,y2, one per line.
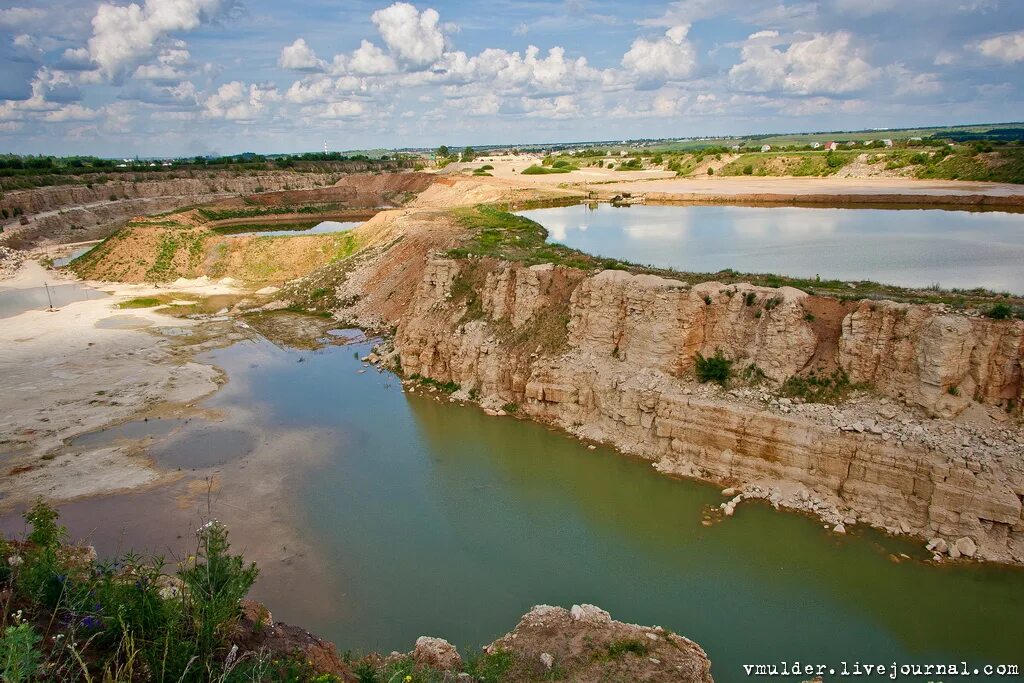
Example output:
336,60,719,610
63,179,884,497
338,250,1023,563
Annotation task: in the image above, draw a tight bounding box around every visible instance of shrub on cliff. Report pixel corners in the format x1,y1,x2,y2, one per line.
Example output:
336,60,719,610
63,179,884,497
694,349,732,386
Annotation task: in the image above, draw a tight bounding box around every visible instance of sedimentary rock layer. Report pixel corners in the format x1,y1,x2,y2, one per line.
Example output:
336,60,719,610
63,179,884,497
361,255,1023,562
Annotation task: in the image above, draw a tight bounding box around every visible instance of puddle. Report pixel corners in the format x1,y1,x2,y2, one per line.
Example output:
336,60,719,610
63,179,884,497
150,427,256,469
71,417,188,448
0,282,105,318
53,246,94,268
94,314,153,329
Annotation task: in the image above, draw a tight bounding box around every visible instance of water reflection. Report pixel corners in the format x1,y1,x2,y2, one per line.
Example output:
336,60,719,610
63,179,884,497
519,204,1024,293
6,337,1021,681
0,281,104,318
222,220,361,238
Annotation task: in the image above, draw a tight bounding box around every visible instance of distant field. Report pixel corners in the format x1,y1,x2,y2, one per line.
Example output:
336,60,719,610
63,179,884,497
646,121,1024,152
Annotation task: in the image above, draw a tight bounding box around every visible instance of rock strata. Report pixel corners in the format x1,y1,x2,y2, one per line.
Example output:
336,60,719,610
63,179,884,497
368,258,1024,563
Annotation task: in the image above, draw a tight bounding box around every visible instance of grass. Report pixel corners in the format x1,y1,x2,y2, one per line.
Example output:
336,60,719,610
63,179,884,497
602,639,649,661
118,296,164,309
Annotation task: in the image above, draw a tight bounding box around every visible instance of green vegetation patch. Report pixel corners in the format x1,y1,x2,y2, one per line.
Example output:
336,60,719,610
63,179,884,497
409,373,460,393
199,204,335,221
602,638,650,661
118,296,164,309
694,349,733,386
447,205,603,270
0,500,345,682
779,368,867,404
719,151,855,177
521,165,571,175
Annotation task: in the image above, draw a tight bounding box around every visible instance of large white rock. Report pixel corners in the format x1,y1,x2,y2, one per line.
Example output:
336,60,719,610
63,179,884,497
413,636,462,671
955,536,977,558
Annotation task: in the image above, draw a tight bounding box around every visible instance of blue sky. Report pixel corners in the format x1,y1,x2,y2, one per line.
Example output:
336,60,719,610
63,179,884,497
1,0,1023,157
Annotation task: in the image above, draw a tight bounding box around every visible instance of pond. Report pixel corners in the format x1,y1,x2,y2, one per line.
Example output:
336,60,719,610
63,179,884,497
22,335,1022,680
218,220,361,237
517,203,1024,294
53,245,94,267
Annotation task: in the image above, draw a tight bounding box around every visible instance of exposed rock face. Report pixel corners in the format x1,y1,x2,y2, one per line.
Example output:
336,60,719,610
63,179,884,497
0,169,419,249
484,604,713,682
839,300,1023,417
377,259,1024,563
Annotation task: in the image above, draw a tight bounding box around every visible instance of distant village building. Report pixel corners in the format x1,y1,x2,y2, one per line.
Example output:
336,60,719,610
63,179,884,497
845,141,857,147
810,142,821,149
882,139,893,147
825,141,838,151
760,144,771,152
730,145,741,151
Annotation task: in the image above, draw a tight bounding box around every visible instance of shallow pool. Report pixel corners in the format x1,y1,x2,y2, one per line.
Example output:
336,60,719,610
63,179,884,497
220,220,361,237
0,281,105,318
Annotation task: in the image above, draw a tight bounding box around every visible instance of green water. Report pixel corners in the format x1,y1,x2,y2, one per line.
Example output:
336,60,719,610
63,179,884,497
199,338,1024,681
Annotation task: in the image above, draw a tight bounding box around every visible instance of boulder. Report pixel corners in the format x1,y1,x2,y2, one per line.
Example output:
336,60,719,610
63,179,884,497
570,604,611,624
954,536,977,558
413,636,462,671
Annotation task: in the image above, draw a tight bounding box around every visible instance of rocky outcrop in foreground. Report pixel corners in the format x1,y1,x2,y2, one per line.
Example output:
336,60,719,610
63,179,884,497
481,604,713,682
256,602,714,682
303,606,716,679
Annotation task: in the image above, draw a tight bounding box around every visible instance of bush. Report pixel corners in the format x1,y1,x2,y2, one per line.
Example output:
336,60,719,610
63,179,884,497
707,167,714,175
694,349,732,385
987,303,1013,319
521,165,569,175
742,164,754,175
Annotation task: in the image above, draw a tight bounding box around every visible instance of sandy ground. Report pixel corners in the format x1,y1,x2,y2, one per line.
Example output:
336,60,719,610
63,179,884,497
0,260,342,621
439,154,1024,198
0,261,241,503
599,175,1024,198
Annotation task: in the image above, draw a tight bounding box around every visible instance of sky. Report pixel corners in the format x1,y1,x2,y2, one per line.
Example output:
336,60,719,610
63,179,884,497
1,0,1023,157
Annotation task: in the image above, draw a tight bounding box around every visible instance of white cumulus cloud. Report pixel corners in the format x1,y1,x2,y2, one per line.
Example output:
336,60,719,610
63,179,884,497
729,30,877,95
371,2,445,68
279,38,326,72
975,31,1024,63
87,0,231,80
621,25,697,82
203,81,279,120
